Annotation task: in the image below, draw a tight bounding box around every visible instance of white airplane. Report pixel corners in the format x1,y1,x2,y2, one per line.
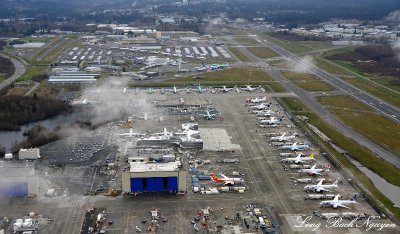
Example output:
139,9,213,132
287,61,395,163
250,96,267,103
254,110,277,117
155,128,174,137
242,85,257,92
131,113,158,121
280,153,315,164
278,141,308,151
319,194,357,209
167,86,184,94
193,84,207,93
117,128,143,138
270,132,296,142
250,102,272,110
219,86,233,93
211,173,244,186
70,99,97,105
260,116,284,125
298,164,330,175
304,179,339,193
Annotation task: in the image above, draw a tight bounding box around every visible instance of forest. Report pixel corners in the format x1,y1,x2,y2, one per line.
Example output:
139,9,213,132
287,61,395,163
327,45,400,78
0,95,71,131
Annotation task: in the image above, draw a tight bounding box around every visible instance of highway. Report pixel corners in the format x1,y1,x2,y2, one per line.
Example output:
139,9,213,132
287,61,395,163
0,54,26,91
256,37,400,123
225,35,400,169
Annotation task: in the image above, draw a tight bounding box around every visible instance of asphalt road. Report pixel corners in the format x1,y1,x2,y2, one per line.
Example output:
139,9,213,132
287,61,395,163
0,54,26,91
225,36,400,169
255,36,400,123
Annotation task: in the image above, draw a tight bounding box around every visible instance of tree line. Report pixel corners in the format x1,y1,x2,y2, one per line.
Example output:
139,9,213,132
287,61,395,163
0,95,71,131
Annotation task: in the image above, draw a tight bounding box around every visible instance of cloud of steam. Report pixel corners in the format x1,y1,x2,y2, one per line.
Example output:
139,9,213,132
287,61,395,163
292,55,314,73
392,40,400,62
385,10,400,22
203,17,223,34
234,18,247,24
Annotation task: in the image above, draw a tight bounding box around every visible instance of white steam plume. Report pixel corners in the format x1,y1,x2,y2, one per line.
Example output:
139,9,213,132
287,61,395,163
392,40,400,62
292,55,314,73
385,10,400,22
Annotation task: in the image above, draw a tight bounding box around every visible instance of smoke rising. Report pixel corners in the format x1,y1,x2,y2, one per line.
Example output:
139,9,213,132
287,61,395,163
292,55,314,73
392,40,400,62
385,10,400,22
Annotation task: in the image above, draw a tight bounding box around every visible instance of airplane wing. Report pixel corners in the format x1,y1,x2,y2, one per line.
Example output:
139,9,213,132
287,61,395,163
336,204,350,209
224,180,234,186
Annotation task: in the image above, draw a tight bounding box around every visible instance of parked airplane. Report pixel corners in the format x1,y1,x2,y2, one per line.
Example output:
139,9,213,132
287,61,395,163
319,194,357,209
117,128,143,138
257,110,278,117
280,153,315,164
146,88,155,94
211,173,244,186
304,179,339,193
131,113,158,121
200,110,216,120
70,99,97,105
250,96,267,103
242,85,257,92
210,64,229,70
260,116,284,125
278,142,309,151
298,164,330,175
270,132,296,142
219,86,233,93
250,102,272,110
193,84,207,93
167,86,184,94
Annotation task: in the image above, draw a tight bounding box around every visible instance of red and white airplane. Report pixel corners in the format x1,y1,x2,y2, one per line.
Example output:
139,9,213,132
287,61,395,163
211,173,244,186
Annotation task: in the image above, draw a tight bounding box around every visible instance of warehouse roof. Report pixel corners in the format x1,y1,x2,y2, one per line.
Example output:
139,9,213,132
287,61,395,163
129,161,180,172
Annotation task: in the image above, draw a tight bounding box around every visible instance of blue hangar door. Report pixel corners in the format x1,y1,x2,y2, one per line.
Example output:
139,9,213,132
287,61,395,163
167,177,178,192
0,182,28,197
154,177,163,192
130,178,144,192
146,177,155,192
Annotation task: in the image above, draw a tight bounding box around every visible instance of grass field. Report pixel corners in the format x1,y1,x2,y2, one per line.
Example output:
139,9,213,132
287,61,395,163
169,68,273,83
18,66,48,81
317,96,400,156
235,37,259,45
6,85,31,96
130,68,286,92
317,95,371,111
268,59,290,68
279,96,400,219
34,84,59,98
315,48,400,108
228,47,251,62
20,36,54,43
295,81,336,91
282,71,318,81
247,47,278,58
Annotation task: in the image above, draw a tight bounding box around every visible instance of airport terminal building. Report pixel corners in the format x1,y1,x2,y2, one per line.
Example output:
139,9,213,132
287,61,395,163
122,161,186,194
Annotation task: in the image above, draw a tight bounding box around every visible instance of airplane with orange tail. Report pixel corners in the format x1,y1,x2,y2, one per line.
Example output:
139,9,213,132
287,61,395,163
210,173,244,186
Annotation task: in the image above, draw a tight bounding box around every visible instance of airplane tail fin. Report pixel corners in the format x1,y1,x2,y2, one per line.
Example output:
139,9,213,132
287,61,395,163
333,180,339,186
308,153,315,159
350,194,357,201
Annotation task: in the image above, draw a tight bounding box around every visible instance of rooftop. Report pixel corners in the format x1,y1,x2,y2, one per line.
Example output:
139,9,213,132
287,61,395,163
129,161,180,173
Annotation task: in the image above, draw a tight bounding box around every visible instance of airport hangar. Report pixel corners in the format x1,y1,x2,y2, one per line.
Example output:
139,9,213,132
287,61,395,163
122,161,186,194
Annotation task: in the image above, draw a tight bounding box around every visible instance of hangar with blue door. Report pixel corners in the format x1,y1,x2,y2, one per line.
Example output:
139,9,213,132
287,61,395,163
0,165,38,197
122,161,186,194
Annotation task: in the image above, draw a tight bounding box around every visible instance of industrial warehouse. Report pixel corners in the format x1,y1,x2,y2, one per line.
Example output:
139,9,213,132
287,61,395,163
122,161,186,194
